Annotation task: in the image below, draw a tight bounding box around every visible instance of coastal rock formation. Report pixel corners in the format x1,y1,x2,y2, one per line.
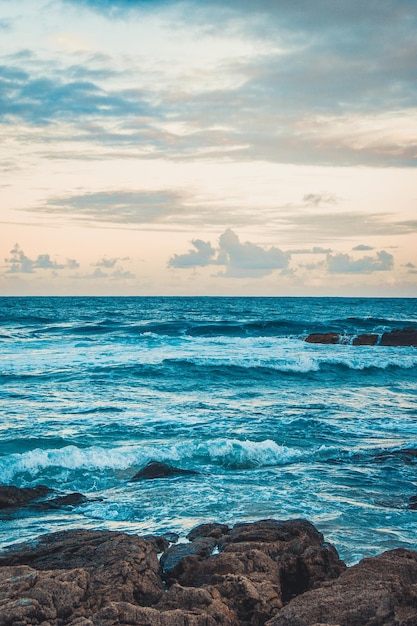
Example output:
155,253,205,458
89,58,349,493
266,548,417,626
352,333,378,345
0,520,416,625
380,327,417,347
0,484,51,509
305,332,340,344
130,460,200,481
0,485,99,514
305,327,417,346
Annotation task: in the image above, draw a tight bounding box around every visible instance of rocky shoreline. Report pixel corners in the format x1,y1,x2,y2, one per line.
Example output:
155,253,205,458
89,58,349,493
305,327,417,346
1,517,417,625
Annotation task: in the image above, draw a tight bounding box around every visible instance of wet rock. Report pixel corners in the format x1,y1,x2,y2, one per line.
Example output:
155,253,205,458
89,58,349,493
162,520,345,626
380,327,417,347
352,333,378,346
5,520,416,626
160,538,216,579
0,484,52,509
265,548,417,626
33,492,90,510
130,460,200,481
187,522,230,542
305,332,340,344
0,529,164,609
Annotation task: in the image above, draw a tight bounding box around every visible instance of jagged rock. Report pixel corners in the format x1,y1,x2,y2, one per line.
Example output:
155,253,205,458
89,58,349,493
0,484,51,509
375,448,417,463
33,492,90,510
3,520,416,626
0,529,164,610
130,460,200,481
305,332,340,344
352,333,378,346
187,522,230,542
160,538,216,579
380,327,417,347
161,520,345,626
265,548,417,626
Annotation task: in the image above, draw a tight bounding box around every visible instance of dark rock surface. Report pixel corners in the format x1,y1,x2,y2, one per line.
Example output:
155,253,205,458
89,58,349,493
380,327,417,346
0,484,51,509
353,333,378,345
266,548,417,626
0,520,416,625
130,460,200,481
305,332,340,344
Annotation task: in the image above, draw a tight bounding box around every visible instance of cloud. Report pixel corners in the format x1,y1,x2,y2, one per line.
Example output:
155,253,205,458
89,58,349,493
291,246,332,254
4,244,79,274
352,244,374,251
0,63,154,126
94,256,129,268
169,228,290,278
327,250,394,274
403,262,416,268
302,193,338,207
36,190,187,224
169,239,217,268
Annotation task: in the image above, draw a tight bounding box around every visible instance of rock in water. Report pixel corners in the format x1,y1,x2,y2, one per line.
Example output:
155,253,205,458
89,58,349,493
0,485,51,509
130,460,200,481
380,327,417,346
352,333,378,345
305,332,340,344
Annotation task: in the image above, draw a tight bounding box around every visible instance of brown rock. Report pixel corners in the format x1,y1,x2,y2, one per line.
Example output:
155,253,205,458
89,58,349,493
161,520,345,626
352,333,378,346
0,485,51,509
380,328,417,347
187,522,230,542
0,529,164,609
266,548,417,626
305,333,340,344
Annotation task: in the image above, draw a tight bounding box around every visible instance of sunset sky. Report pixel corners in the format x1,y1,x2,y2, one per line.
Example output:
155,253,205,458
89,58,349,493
1,0,416,296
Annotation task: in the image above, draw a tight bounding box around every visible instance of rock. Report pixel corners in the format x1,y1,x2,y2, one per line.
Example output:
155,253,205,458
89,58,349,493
160,519,345,626
305,333,340,344
352,333,378,346
130,460,200,481
4,520,417,626
33,492,90,510
160,538,216,579
0,529,164,609
380,327,417,347
187,522,230,542
0,484,51,509
265,548,417,626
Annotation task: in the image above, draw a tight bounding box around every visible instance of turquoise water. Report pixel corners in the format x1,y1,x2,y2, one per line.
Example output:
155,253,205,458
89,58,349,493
1,296,417,563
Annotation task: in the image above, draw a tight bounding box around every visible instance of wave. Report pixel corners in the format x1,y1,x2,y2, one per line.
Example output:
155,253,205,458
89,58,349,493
0,438,303,483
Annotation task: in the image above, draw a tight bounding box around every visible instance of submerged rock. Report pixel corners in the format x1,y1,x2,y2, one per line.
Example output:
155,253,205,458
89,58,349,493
0,485,51,509
130,460,200,481
380,327,417,346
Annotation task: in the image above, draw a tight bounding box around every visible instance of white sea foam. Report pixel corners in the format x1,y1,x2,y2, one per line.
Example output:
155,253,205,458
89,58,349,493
0,437,303,482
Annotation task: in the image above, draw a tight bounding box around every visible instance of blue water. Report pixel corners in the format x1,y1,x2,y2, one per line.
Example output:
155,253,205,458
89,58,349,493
1,296,417,564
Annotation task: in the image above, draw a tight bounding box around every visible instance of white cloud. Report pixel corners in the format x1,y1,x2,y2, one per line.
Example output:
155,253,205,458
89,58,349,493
169,228,290,278
327,250,394,274
4,244,78,274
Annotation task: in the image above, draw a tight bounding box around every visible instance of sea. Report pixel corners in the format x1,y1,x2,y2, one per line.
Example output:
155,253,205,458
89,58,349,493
0,296,416,564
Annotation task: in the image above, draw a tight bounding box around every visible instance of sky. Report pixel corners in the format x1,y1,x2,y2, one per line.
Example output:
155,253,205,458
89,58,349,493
0,0,416,296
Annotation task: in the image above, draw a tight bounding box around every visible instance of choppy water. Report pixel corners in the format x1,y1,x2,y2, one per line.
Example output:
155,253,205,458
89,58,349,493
1,296,417,564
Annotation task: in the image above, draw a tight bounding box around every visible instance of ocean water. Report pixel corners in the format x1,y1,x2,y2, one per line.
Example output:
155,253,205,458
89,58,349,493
0,296,417,564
